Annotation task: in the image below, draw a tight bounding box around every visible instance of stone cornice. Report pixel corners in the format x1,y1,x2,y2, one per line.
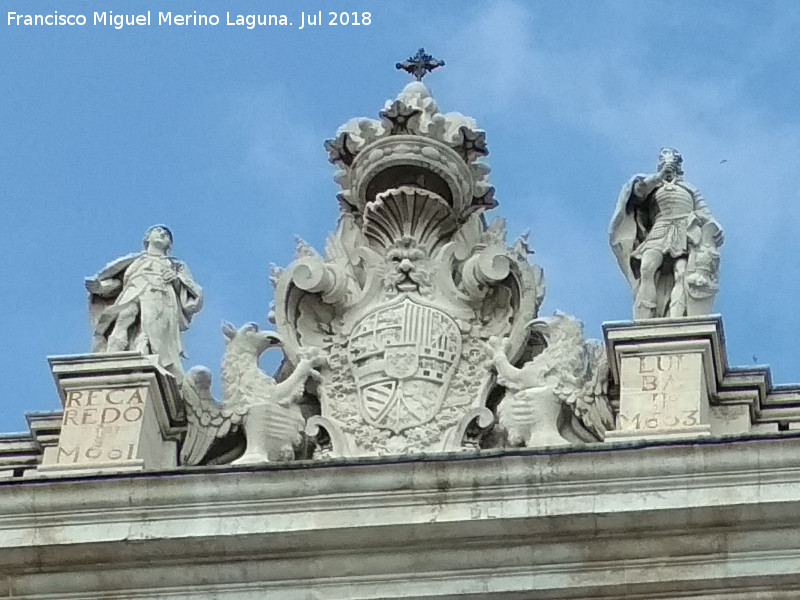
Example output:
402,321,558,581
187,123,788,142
2,439,800,550
3,437,800,597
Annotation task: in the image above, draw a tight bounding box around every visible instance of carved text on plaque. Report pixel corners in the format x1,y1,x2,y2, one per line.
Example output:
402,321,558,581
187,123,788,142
618,353,704,431
56,387,147,465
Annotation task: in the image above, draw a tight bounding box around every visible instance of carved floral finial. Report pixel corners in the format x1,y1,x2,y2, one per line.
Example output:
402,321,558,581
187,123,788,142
395,48,445,81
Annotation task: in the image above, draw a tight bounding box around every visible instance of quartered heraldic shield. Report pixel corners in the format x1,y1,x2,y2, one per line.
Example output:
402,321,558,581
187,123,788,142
349,298,461,434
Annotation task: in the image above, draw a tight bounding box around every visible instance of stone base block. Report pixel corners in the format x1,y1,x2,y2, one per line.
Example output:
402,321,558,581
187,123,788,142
39,352,184,475
604,316,725,443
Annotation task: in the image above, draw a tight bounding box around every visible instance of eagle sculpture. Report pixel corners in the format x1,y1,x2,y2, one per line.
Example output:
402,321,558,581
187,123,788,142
486,312,612,447
180,321,324,466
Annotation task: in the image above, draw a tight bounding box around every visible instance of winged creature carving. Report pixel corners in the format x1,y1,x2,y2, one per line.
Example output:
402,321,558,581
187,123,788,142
180,321,325,466
486,312,613,447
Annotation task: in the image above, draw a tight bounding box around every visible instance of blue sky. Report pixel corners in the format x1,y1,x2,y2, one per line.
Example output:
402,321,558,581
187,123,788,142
2,0,799,433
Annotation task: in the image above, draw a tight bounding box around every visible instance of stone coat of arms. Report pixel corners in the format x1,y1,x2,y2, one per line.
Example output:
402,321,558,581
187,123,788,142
269,79,549,456
178,54,613,464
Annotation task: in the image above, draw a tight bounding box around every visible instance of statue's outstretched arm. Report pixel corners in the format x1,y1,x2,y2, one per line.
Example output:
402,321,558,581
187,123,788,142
85,277,121,298
632,171,664,200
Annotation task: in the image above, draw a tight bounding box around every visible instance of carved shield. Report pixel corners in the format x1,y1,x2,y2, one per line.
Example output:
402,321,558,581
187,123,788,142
384,342,418,379
349,298,461,434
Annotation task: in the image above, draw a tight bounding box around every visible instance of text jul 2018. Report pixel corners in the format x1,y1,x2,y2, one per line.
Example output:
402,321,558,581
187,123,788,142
7,10,373,30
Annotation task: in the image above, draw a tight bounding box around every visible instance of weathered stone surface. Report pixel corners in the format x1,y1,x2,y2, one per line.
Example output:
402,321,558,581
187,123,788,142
615,350,710,438
39,353,183,474
54,386,150,466
709,403,752,435
5,439,800,598
604,316,733,441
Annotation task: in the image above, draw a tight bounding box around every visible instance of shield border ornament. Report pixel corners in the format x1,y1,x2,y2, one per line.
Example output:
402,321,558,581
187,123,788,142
348,297,461,434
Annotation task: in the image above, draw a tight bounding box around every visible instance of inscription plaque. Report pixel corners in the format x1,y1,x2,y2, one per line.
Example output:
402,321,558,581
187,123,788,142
56,387,147,466
604,317,725,442
617,351,709,435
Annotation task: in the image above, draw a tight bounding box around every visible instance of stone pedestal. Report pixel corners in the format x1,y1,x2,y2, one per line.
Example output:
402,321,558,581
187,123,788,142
603,316,726,442
38,353,184,475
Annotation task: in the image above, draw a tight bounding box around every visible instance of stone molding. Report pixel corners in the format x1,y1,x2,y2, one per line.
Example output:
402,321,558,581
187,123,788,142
2,436,800,598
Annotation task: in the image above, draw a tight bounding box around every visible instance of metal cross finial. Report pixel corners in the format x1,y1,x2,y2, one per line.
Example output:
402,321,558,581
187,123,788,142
395,48,445,81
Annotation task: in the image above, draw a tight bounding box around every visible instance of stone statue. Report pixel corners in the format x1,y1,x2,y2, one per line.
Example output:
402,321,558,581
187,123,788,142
610,148,723,320
180,322,325,466
485,313,613,447
85,225,203,380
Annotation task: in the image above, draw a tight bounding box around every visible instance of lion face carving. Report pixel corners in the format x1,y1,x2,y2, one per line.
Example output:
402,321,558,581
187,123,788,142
382,236,432,295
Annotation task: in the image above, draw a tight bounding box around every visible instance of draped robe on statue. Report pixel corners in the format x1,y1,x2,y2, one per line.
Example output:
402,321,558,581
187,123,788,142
88,252,203,377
